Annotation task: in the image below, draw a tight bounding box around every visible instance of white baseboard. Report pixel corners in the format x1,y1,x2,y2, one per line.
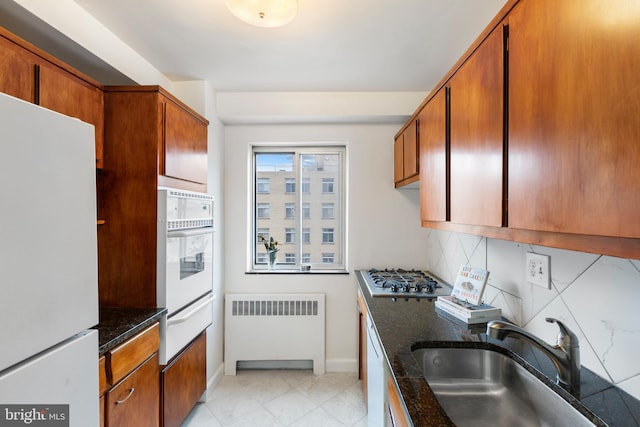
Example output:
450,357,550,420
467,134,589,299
325,358,358,373
202,362,225,401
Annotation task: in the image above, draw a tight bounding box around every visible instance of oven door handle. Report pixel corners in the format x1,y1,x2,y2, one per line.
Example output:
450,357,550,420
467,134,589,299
167,227,214,238
167,293,215,326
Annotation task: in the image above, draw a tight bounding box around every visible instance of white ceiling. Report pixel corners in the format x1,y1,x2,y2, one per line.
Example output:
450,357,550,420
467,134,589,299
70,0,507,92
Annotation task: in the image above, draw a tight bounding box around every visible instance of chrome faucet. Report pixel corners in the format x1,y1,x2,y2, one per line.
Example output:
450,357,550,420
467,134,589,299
486,317,581,390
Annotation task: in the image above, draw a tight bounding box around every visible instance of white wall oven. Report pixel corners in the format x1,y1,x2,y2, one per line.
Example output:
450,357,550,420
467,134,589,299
157,187,214,364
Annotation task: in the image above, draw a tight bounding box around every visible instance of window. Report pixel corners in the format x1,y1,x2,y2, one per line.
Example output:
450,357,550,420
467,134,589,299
285,228,295,243
302,203,311,219
257,203,270,219
301,178,310,193
285,178,295,193
322,178,334,193
322,228,335,244
257,178,270,193
257,228,270,243
285,203,295,219
252,147,346,271
322,203,334,219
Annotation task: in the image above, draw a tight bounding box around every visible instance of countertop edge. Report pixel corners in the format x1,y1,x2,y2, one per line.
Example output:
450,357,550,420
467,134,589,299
95,307,167,355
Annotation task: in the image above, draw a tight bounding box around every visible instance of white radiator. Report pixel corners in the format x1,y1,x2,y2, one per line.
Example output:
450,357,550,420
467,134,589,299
224,293,325,375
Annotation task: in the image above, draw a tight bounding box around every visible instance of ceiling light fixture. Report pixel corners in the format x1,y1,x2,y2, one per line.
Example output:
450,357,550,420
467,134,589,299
225,0,298,28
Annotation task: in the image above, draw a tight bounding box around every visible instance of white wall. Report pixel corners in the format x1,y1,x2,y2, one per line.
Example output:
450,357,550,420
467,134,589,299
223,123,430,371
425,230,640,401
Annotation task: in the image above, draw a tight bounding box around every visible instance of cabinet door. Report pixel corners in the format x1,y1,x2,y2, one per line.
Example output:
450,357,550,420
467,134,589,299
39,61,105,168
394,134,404,184
161,332,206,427
394,120,419,186
449,24,506,227
0,35,36,102
162,98,208,184
509,0,640,238
106,353,160,427
387,375,410,427
403,120,419,179
419,88,448,222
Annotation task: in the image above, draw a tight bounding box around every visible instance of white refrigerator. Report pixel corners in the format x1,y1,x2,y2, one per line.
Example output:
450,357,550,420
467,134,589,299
0,93,99,426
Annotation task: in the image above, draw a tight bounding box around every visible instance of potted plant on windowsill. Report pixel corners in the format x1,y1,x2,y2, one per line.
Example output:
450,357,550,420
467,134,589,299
259,236,279,270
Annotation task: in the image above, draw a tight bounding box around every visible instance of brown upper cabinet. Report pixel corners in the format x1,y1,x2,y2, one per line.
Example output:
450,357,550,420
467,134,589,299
103,86,209,190
448,22,506,228
38,60,105,169
508,0,640,239
409,0,640,258
394,119,419,187
0,34,37,102
0,28,105,168
162,97,209,185
418,88,448,223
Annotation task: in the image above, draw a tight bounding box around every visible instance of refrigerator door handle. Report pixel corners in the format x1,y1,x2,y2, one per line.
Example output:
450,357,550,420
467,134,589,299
116,387,135,404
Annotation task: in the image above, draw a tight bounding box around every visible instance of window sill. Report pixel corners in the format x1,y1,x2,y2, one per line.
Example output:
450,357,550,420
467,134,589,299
246,270,349,275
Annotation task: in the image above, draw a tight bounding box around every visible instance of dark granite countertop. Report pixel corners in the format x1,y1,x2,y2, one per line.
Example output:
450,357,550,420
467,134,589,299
95,307,167,355
355,271,640,427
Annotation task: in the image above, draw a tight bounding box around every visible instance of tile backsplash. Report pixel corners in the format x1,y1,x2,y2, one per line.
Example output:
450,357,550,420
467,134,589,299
425,229,640,401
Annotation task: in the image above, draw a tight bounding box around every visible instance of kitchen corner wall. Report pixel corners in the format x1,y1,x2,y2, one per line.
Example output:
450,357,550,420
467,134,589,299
425,229,640,401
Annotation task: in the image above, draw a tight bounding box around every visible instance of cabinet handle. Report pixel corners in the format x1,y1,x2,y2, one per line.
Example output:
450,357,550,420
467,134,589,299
115,388,135,404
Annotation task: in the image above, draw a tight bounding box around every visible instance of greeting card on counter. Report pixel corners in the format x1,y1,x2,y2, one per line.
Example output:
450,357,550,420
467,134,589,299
450,265,490,306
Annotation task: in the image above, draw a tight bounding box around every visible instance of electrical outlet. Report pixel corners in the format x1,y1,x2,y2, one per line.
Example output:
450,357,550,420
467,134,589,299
526,252,550,289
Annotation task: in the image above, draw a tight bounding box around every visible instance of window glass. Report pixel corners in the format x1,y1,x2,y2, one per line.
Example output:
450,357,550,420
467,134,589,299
285,228,295,243
257,178,270,193
285,178,295,193
252,147,346,271
285,203,295,219
322,203,334,219
257,203,270,219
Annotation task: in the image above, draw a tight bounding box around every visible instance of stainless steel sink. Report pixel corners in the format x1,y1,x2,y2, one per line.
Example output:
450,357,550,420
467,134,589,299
413,347,596,427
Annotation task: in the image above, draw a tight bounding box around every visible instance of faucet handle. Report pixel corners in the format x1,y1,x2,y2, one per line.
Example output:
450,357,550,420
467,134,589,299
545,317,579,348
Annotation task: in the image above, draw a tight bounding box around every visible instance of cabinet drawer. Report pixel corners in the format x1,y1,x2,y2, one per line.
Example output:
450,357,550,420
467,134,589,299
107,353,159,427
109,323,159,384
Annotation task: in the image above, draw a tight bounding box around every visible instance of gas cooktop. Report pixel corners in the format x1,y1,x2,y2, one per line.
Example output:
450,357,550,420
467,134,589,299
360,268,452,299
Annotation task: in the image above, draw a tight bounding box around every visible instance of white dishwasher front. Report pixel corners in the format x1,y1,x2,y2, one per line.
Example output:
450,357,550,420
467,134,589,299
366,313,386,427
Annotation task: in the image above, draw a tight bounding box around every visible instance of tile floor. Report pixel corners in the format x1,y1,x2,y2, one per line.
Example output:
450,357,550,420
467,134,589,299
181,370,368,427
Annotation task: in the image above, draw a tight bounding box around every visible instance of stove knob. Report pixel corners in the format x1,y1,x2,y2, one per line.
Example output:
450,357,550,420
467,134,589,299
415,283,423,293
425,282,435,293
390,283,398,293
402,283,411,293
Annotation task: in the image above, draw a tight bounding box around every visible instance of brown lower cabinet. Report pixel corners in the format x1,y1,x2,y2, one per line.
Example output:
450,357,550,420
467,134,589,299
161,332,207,427
107,353,160,427
100,324,160,427
387,375,410,427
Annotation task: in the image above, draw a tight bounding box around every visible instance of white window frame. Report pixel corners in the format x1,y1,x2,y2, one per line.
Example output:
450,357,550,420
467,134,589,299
250,144,347,272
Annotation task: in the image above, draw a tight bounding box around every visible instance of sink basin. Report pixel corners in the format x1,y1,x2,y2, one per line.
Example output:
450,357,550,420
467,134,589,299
413,347,596,427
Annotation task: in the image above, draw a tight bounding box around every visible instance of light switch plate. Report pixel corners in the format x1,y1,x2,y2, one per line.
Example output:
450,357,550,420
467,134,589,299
526,252,551,289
